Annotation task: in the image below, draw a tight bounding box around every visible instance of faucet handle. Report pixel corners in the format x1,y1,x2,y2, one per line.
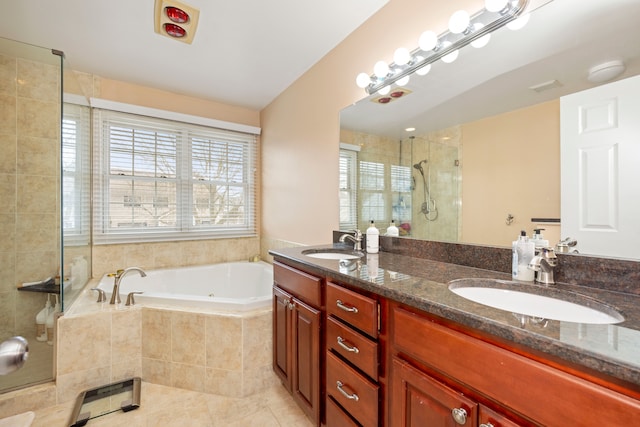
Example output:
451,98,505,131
90,288,107,303
125,292,144,306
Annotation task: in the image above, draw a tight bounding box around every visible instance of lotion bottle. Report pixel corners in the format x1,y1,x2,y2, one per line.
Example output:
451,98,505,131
386,220,399,237
366,220,379,253
36,295,51,342
532,228,549,253
46,295,60,346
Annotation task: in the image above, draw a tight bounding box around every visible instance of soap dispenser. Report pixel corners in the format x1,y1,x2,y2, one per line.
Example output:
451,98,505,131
366,220,379,253
532,228,549,253
514,230,535,282
386,220,399,237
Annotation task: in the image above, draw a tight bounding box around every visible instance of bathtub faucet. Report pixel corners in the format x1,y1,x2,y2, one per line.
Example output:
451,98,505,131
110,267,147,304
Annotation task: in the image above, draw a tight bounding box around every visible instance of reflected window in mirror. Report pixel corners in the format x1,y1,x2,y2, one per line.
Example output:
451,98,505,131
339,148,358,230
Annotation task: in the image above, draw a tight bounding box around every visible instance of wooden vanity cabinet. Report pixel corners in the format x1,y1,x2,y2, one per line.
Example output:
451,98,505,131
273,262,323,425
389,302,640,427
325,281,382,426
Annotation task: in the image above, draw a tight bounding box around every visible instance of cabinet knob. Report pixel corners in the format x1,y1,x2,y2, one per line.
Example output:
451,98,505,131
337,336,360,354
288,302,295,310
479,423,495,427
451,407,468,425
336,381,359,401
336,299,359,314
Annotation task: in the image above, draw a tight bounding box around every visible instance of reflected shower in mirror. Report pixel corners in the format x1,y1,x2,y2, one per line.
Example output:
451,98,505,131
339,0,640,260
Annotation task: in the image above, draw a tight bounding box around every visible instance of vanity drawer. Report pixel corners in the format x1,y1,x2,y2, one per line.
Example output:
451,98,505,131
327,282,378,338
273,261,322,307
326,396,359,427
326,351,379,427
327,316,378,380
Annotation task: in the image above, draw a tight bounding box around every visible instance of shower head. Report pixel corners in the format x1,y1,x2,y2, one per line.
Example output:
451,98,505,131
413,159,427,174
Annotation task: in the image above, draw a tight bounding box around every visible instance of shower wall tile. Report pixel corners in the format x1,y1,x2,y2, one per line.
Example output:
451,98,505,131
0,251,15,293
16,213,57,253
0,214,16,252
0,55,16,96
0,291,16,337
15,249,57,284
16,58,59,102
17,174,57,214
16,136,58,177
0,135,16,173
0,94,16,135
16,97,59,140
15,292,47,335
0,383,56,419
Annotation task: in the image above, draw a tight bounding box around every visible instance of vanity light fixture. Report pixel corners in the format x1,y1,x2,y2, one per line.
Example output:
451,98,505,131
154,0,200,44
356,0,541,95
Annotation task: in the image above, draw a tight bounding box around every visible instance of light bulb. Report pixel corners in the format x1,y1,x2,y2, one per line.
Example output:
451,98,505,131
440,41,458,63
470,23,491,48
356,72,371,89
378,85,391,95
485,0,509,13
415,63,431,76
394,48,411,66
374,60,389,78
396,75,410,86
449,10,470,34
507,13,530,30
418,30,438,51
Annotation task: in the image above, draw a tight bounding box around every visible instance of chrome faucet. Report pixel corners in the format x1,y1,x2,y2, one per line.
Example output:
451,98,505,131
339,229,363,251
528,248,558,285
110,267,147,304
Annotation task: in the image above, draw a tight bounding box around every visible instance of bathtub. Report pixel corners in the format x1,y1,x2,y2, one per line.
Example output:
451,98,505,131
96,261,273,312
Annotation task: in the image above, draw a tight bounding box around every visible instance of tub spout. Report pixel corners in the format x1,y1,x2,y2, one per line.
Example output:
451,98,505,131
110,267,147,305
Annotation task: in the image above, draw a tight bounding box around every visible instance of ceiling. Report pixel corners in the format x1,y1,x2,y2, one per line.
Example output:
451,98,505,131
0,0,388,110
341,0,640,138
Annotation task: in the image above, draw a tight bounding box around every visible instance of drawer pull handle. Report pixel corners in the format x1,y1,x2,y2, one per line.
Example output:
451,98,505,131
479,423,495,427
337,336,360,354
336,299,358,314
336,381,359,402
451,408,467,425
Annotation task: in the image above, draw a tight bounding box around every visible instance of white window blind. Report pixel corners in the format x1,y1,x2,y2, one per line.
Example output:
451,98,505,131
62,103,91,246
339,149,358,230
93,109,257,244
359,161,385,223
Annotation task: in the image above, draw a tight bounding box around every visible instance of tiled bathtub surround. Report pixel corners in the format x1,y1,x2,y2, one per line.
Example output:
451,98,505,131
53,298,275,409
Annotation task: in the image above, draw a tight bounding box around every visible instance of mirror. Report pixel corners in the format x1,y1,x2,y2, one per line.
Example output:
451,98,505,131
339,0,640,259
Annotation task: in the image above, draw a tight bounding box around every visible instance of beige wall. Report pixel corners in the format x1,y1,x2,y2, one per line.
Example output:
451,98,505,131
461,100,561,247
261,0,484,247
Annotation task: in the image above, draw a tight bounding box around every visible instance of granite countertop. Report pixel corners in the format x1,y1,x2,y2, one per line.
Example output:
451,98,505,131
270,243,640,389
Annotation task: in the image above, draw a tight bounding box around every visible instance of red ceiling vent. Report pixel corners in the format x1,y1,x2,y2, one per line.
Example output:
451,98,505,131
154,0,200,44
164,23,186,38
165,6,189,23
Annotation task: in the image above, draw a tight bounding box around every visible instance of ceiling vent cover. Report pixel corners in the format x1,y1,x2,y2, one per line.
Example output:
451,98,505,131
154,0,200,44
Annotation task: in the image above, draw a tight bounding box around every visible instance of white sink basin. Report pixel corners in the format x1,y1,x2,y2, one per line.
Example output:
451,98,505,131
302,249,364,260
448,279,624,324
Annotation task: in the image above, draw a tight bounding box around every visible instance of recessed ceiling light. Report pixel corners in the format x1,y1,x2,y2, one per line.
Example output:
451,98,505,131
587,60,626,84
405,127,416,132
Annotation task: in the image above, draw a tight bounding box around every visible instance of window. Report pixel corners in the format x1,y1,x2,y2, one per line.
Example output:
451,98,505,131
62,103,91,245
359,161,385,223
93,110,257,243
339,149,358,230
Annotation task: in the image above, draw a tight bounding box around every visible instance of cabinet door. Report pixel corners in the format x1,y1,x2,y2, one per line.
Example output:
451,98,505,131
273,286,293,390
390,357,478,427
292,296,322,424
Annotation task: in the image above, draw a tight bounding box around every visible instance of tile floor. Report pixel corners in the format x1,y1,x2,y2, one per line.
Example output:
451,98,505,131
31,381,314,427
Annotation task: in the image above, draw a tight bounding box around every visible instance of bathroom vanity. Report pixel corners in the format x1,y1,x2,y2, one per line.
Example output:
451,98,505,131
270,242,640,427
